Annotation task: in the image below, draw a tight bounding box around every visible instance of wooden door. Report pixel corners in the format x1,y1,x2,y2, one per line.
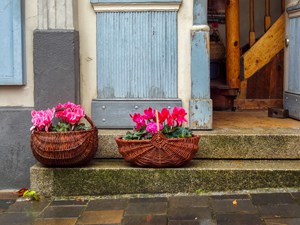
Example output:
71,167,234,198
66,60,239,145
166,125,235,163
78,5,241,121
284,4,300,119
92,9,182,128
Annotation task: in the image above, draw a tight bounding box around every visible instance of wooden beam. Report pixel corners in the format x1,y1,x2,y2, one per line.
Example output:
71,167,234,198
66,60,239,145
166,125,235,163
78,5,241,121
234,99,283,110
226,0,240,89
241,14,285,80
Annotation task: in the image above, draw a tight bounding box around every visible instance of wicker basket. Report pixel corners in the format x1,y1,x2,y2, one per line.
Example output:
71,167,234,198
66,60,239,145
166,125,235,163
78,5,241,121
31,115,98,167
115,132,200,167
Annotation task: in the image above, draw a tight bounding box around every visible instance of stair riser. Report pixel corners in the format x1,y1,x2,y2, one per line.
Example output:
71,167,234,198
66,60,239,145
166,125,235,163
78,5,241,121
31,161,300,198
96,134,300,159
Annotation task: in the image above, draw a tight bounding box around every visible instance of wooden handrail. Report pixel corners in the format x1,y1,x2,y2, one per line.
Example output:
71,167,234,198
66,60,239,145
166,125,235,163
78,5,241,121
241,13,285,81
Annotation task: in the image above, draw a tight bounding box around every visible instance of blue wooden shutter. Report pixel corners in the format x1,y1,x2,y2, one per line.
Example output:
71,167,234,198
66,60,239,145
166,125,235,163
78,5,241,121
0,0,24,85
97,11,178,99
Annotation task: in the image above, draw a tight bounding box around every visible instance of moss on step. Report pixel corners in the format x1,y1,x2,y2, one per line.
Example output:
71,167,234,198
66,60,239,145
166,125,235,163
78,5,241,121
31,160,300,198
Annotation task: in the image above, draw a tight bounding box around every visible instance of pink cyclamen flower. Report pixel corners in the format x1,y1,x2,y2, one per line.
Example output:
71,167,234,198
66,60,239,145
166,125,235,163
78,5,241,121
55,102,85,124
158,108,170,124
146,122,163,134
171,107,187,126
143,107,155,120
167,115,175,127
130,113,146,130
31,108,55,132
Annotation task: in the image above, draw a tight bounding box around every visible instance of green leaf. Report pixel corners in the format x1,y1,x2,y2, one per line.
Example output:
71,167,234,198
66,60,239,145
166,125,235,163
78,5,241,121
167,127,193,138
23,190,39,201
123,132,134,140
52,122,72,132
74,123,90,131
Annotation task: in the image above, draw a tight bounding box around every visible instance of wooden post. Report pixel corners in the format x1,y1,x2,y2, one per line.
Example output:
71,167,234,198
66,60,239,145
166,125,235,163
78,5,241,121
239,0,256,99
249,0,255,47
226,0,240,89
281,0,285,13
265,0,271,31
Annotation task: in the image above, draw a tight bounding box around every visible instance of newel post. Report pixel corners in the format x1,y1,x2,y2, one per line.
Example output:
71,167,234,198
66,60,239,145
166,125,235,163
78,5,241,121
189,0,212,130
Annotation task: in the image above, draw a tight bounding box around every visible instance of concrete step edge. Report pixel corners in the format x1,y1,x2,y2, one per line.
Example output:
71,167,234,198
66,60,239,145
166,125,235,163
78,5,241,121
31,159,300,197
96,129,300,159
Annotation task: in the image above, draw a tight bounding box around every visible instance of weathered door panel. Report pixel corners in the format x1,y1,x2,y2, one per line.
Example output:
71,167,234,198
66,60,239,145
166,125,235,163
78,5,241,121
0,0,23,85
97,12,177,99
93,10,181,128
284,5,300,119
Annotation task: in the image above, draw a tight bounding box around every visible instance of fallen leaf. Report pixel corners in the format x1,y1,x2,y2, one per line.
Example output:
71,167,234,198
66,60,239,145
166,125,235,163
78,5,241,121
23,190,39,201
16,188,28,197
232,199,238,206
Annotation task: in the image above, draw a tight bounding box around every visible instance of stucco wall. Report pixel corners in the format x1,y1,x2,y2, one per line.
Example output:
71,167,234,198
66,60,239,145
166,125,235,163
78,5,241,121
78,0,97,116
0,0,36,107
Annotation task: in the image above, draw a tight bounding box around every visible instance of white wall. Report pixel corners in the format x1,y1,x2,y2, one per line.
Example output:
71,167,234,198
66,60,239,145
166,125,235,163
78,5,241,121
77,0,97,116
0,0,37,107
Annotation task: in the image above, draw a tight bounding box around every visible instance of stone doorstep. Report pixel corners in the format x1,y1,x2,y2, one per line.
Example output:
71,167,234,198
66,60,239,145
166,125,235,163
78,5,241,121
31,159,300,198
97,128,300,159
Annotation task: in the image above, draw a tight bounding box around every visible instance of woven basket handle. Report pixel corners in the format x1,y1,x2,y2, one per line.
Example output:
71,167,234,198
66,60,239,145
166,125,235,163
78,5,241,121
55,108,96,129
84,114,96,128
155,110,160,132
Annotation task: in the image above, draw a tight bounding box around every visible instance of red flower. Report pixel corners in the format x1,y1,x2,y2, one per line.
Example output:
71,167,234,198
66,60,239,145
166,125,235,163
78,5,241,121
158,108,170,124
130,113,146,130
167,115,175,127
171,107,187,126
143,107,155,120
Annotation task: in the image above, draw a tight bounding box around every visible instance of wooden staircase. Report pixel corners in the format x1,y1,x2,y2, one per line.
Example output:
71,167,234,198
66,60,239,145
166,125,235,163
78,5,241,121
211,0,285,111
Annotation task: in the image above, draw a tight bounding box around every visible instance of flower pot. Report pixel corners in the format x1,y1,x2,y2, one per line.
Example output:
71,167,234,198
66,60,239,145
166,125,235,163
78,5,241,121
115,132,200,167
30,115,98,167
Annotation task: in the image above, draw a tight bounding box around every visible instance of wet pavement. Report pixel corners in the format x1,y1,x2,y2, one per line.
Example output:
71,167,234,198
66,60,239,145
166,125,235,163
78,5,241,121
1,190,300,225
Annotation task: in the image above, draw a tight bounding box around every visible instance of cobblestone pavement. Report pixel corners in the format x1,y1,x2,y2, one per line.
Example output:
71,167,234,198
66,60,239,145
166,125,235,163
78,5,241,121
1,190,300,225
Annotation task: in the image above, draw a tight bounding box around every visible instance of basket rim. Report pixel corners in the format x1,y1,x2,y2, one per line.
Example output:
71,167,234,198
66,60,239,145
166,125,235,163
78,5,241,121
115,134,200,142
31,127,97,135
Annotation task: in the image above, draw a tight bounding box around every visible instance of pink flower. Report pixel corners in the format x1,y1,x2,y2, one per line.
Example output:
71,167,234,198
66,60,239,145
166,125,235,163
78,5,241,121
55,102,85,124
64,108,84,125
31,108,55,132
146,122,162,134
130,113,146,130
171,107,187,126
143,107,155,120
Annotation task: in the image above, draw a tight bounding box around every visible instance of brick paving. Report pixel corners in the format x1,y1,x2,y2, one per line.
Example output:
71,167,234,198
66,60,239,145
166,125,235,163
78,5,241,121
1,190,300,225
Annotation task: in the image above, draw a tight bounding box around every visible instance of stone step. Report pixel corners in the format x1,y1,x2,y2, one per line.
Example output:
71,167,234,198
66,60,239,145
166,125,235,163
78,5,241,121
31,159,300,198
97,128,300,159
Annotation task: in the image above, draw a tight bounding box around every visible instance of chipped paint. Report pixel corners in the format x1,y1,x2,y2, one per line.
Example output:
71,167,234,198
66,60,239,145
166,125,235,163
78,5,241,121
190,0,212,130
193,0,207,25
191,31,210,99
189,99,213,130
